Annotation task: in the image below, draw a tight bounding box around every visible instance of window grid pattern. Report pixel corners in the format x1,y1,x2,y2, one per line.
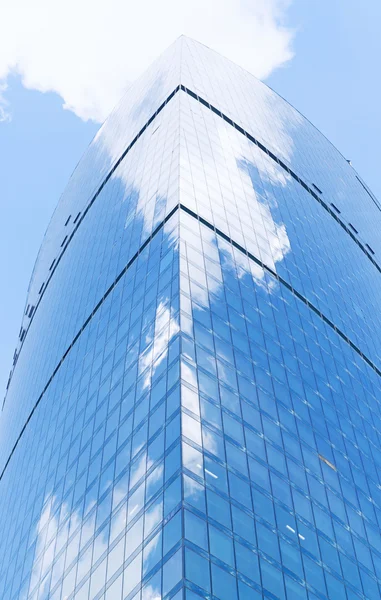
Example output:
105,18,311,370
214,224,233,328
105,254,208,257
178,213,381,600
2,36,381,600
0,217,183,600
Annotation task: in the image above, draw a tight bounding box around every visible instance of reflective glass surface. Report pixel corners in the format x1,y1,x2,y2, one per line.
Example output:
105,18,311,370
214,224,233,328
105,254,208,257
1,36,381,600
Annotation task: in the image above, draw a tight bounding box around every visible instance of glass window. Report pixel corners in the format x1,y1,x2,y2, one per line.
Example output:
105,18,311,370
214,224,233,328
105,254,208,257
163,548,182,597
163,510,182,555
211,564,238,600
184,510,208,550
143,530,162,576
209,525,235,566
123,553,142,598
185,548,211,592
235,541,260,584
206,489,231,528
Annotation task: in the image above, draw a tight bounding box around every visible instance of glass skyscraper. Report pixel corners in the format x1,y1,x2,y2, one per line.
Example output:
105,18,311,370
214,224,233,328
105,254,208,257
2,35,381,600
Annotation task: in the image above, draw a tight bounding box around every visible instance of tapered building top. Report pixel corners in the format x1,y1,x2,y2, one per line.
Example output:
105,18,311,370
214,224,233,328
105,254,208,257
17,36,381,338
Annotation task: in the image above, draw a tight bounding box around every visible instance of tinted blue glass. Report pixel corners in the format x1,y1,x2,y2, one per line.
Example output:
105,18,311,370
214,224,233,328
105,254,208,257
1,35,381,600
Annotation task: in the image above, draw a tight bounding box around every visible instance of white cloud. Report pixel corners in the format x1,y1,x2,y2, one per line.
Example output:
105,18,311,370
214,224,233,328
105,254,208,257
139,300,179,388
0,0,294,122
180,112,291,289
0,83,11,122
27,492,128,599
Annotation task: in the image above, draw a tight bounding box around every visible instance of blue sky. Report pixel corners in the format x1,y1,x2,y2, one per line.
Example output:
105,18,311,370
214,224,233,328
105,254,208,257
0,0,380,396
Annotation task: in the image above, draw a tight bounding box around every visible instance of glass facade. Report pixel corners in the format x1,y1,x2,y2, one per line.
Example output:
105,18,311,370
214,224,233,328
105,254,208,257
1,36,381,600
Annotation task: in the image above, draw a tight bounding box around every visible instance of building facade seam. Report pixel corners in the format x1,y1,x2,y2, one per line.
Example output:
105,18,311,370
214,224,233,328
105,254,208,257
9,85,381,403
179,85,381,273
3,204,381,486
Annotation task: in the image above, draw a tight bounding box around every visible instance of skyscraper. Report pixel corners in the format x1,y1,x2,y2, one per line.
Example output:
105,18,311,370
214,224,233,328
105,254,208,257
1,34,381,600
